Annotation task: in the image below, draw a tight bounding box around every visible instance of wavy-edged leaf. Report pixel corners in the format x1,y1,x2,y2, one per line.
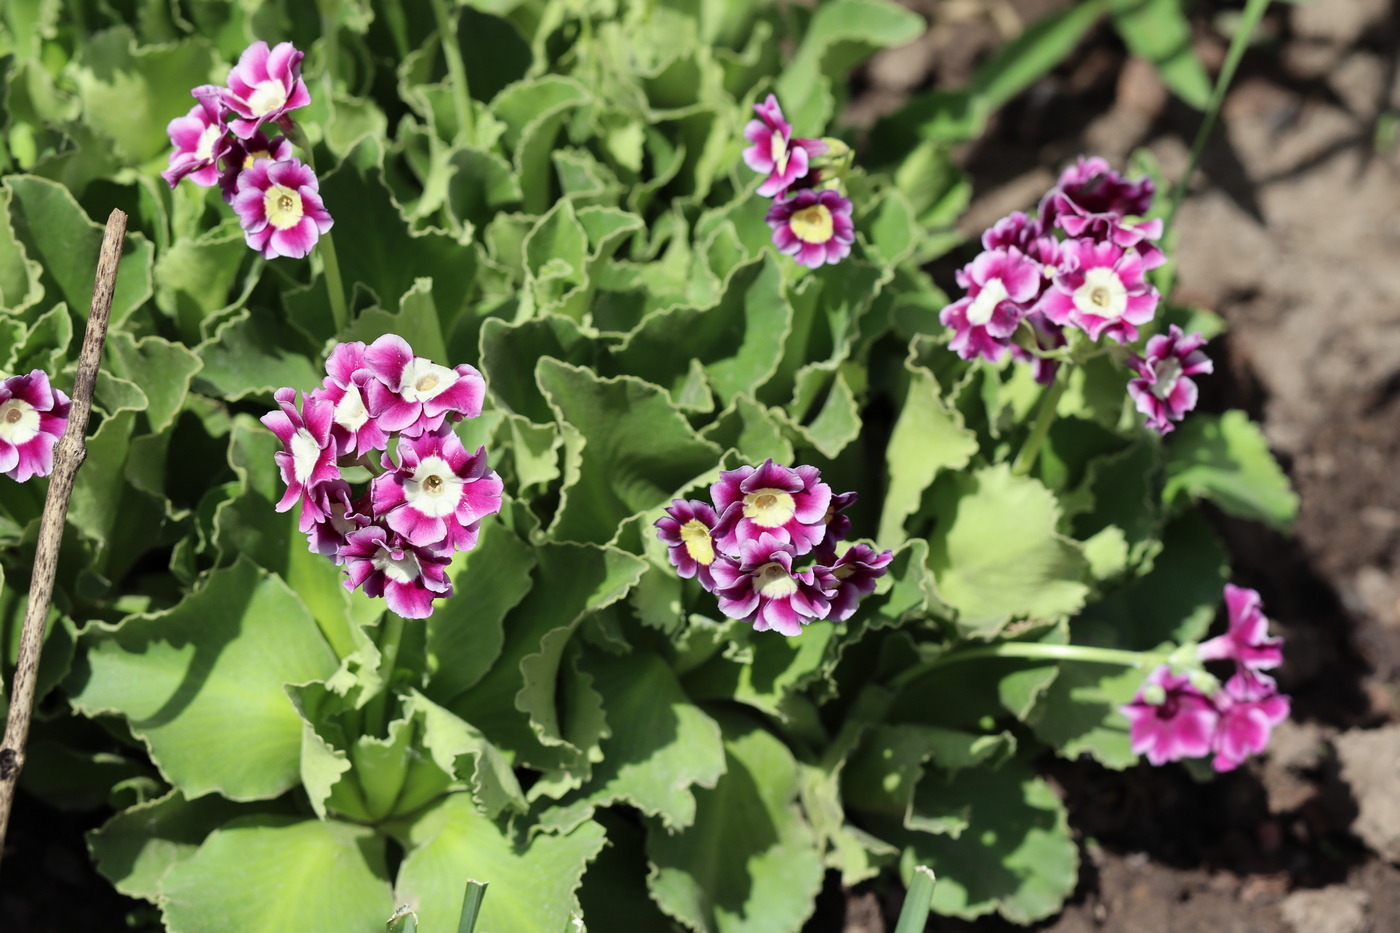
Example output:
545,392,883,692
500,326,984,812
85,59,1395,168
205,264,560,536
1164,410,1298,531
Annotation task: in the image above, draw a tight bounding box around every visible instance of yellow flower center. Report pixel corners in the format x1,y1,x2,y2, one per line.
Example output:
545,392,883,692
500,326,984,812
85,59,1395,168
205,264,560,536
248,80,289,117
263,183,304,230
742,488,796,528
423,473,444,495
755,562,798,599
679,519,715,565
415,374,439,393
243,149,272,169
789,205,833,244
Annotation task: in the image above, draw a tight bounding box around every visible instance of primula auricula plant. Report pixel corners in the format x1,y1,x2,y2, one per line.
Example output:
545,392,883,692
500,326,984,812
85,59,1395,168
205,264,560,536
0,371,70,483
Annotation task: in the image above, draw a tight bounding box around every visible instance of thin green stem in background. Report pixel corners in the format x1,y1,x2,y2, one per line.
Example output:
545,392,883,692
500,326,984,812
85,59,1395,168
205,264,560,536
363,612,407,737
1011,368,1068,476
429,0,476,144
457,880,488,933
1161,0,1273,239
319,230,349,333
889,640,1160,692
893,866,937,933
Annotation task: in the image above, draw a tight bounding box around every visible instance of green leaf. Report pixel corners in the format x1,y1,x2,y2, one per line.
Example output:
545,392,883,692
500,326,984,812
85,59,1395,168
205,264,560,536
343,277,449,365
408,690,527,819
539,647,726,834
1164,410,1299,531
104,331,203,433
3,174,153,326
0,184,43,313
702,394,795,465
1111,0,1212,109
479,315,592,424
927,465,1089,635
161,817,395,933
88,788,273,902
878,364,977,546
395,794,605,933
971,0,1107,110
537,359,722,545
684,622,838,721
647,710,824,933
70,557,339,800
195,308,322,401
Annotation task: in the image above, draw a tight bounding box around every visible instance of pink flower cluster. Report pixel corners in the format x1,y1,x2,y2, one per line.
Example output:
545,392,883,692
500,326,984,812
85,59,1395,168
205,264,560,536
261,336,503,619
0,371,69,483
655,460,891,636
1121,585,1289,772
941,158,1210,434
162,41,332,260
742,96,854,269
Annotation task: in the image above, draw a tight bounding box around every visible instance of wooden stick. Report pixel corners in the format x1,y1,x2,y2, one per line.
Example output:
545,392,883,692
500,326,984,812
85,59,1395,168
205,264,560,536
0,209,126,866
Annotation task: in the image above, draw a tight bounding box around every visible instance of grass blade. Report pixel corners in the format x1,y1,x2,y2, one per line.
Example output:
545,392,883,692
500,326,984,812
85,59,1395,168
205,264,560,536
894,865,937,933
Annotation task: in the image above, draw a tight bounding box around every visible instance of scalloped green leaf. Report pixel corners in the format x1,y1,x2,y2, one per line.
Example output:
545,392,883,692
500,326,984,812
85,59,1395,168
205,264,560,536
0,185,43,314
161,817,394,933
879,364,978,546
104,331,203,434
70,557,339,800
194,308,322,401
1164,410,1299,532
395,793,606,932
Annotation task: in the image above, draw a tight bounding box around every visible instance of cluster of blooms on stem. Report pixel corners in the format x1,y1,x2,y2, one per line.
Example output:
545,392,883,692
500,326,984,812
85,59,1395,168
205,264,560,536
262,336,502,618
0,371,70,483
742,95,855,269
1121,584,1290,772
655,460,891,635
941,157,1213,434
163,41,332,260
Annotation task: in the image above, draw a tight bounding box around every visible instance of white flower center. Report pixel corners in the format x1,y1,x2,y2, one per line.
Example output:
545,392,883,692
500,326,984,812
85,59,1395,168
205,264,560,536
1151,357,1183,399
290,428,322,484
194,124,222,163
333,384,369,431
397,358,458,404
772,130,789,175
1073,267,1128,320
0,399,41,445
755,562,798,599
373,546,422,584
679,519,715,565
742,488,796,528
248,80,289,117
403,455,464,518
263,184,304,230
965,277,1010,327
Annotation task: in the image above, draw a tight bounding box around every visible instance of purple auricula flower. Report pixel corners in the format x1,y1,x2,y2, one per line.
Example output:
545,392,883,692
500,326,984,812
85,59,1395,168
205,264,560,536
820,543,894,622
303,480,370,560
1127,325,1213,435
1210,670,1291,772
340,525,453,619
742,95,827,198
218,130,294,203
655,500,737,592
1198,584,1284,672
822,491,859,547
711,459,832,557
939,247,1041,362
981,212,1063,274
0,370,70,483
312,341,389,459
261,387,339,526
1040,238,1160,344
161,93,231,189
362,335,486,437
766,189,855,269
232,157,333,260
710,533,834,636
371,426,503,552
220,41,312,139
1120,665,1220,766
1041,157,1165,269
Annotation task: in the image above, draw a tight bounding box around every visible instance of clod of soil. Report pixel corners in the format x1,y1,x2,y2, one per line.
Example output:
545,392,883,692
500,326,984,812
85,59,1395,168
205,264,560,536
1280,886,1370,933
1335,726,1400,864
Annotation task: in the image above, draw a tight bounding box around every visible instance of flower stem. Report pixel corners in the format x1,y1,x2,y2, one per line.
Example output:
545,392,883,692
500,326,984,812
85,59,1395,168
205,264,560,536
319,230,349,334
1011,367,1068,476
889,640,1161,692
1161,0,1272,239
364,611,407,737
429,0,475,144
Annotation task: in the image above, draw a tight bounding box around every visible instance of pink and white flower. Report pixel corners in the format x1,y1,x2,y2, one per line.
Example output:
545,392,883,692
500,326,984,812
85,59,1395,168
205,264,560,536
218,130,294,203
161,92,230,189
819,543,894,622
1210,670,1290,772
362,335,486,437
232,158,333,260
312,341,388,458
1198,584,1284,672
220,41,312,139
1120,665,1220,766
372,426,502,552
765,189,855,269
1127,325,1213,435
303,480,370,560
0,371,70,483
742,95,826,198
711,459,832,556
340,525,453,619
710,533,834,636
1039,238,1160,344
655,500,736,592
939,247,1041,362
1041,157,1164,268
260,387,338,526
